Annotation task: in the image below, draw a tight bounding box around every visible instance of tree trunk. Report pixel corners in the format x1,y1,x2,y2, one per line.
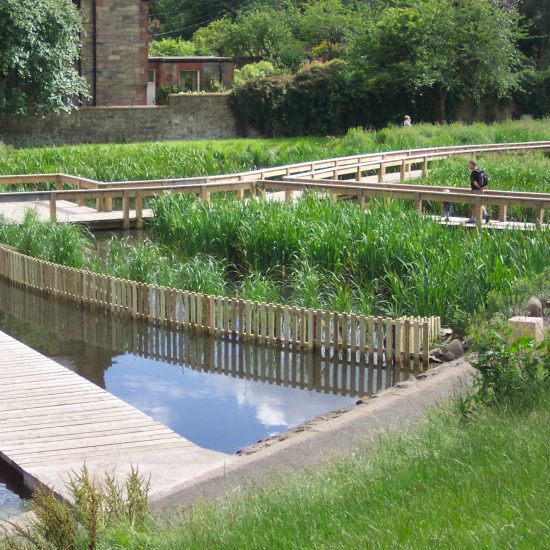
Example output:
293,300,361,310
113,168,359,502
433,88,447,123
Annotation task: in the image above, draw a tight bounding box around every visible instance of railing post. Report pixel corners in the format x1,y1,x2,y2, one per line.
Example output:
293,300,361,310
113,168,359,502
50,192,57,222
415,193,423,213
498,204,508,222
122,191,130,229
378,163,386,183
200,185,210,203
536,204,544,225
400,160,406,182
136,189,143,229
422,156,428,177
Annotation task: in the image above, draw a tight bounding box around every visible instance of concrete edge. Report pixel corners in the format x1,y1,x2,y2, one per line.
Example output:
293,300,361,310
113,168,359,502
152,359,476,513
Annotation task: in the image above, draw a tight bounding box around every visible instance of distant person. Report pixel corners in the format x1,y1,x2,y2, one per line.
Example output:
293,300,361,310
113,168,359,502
403,115,412,127
467,160,490,224
443,188,452,222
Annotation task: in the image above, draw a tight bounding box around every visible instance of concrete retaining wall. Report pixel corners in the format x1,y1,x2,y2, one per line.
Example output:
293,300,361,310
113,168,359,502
0,94,238,148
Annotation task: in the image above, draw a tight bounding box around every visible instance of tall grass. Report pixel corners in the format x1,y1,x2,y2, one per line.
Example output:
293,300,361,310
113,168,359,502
2,119,550,181
0,210,90,268
100,385,550,549
150,193,550,329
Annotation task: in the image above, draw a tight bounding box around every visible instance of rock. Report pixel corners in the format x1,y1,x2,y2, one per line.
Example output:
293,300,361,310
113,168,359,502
462,338,474,352
526,296,543,317
396,379,415,389
441,339,464,361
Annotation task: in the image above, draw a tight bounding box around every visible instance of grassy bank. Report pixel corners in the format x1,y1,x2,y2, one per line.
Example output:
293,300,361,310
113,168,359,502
100,381,550,548
1,119,550,181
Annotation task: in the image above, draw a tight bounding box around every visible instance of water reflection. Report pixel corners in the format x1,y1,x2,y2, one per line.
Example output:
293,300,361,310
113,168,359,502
0,461,29,521
0,278,415,453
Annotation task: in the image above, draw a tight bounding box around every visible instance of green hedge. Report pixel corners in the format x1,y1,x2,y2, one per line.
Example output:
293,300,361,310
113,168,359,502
514,70,550,119
229,61,436,136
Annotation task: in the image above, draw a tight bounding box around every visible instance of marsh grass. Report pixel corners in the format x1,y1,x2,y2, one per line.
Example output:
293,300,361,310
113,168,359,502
150,193,550,328
0,210,90,268
2,119,550,182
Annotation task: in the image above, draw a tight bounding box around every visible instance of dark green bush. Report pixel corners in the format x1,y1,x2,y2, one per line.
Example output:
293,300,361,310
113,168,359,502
513,69,550,118
229,61,440,136
156,84,182,105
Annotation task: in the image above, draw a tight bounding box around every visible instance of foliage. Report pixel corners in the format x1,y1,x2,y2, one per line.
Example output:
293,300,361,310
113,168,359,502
149,193,550,327
0,210,90,268
234,61,277,86
149,38,212,57
193,7,305,69
6,466,150,549
150,0,246,40
156,83,183,105
0,0,88,115
513,69,550,118
349,0,525,122
230,61,355,136
472,321,550,408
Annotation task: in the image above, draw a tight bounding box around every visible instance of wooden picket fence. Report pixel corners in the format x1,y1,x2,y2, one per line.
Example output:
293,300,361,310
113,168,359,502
0,244,441,369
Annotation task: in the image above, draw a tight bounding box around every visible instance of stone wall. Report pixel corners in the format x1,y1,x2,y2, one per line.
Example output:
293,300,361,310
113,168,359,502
0,94,239,148
79,0,149,106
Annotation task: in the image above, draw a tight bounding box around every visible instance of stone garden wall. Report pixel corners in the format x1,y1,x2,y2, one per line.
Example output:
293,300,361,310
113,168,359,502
0,94,238,148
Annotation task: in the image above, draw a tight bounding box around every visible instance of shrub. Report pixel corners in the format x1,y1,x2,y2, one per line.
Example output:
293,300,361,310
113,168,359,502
513,69,550,118
156,83,182,105
234,61,277,86
472,320,550,408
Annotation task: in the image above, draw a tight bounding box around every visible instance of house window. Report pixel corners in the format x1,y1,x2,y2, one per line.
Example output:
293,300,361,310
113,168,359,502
148,69,156,83
179,70,200,92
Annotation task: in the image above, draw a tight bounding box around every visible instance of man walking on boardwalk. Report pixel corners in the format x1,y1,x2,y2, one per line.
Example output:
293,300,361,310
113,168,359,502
467,160,490,224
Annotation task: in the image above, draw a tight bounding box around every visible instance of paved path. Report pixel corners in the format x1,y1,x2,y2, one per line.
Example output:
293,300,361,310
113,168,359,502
0,330,232,500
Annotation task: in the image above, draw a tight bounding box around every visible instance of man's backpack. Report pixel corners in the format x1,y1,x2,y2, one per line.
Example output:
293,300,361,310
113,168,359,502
478,169,489,187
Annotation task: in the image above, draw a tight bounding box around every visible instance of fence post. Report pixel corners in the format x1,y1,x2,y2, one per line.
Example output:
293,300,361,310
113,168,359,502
122,191,130,229
50,192,57,222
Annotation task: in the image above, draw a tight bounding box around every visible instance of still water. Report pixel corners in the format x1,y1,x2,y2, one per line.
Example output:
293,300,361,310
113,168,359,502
0,276,410,517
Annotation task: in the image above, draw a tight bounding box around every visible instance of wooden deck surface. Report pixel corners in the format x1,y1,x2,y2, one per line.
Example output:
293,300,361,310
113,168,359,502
0,199,153,229
0,330,231,500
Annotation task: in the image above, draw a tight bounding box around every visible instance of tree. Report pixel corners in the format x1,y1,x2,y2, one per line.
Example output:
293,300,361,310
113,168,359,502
193,7,306,68
299,0,356,60
0,0,88,115
150,0,246,39
351,0,525,121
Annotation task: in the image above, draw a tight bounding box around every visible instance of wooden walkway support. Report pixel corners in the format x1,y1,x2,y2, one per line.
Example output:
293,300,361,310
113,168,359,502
0,330,231,500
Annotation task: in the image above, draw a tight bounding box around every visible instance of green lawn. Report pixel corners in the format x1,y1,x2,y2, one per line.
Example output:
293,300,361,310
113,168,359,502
100,389,550,549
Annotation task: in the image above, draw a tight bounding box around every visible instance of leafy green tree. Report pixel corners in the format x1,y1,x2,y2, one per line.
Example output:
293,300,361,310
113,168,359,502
0,0,88,115
299,0,356,59
149,38,214,56
194,7,306,68
150,0,247,39
517,0,550,67
351,0,524,121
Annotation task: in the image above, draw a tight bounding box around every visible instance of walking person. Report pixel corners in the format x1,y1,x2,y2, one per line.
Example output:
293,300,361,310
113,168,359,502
403,115,412,127
467,160,490,224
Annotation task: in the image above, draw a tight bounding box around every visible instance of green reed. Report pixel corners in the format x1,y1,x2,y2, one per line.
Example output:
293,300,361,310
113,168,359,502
2,119,550,182
149,193,550,328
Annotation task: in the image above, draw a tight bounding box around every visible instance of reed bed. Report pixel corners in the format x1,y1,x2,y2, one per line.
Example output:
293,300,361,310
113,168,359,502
1,119,550,182
149,194,550,330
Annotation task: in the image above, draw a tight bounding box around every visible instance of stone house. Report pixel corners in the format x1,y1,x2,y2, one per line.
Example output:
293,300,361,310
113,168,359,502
147,57,236,104
75,0,150,106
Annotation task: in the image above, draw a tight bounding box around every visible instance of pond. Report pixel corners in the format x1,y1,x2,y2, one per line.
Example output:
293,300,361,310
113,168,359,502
0,275,413,518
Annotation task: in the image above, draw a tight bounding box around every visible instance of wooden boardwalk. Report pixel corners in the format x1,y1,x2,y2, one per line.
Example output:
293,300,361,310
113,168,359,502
0,199,153,229
0,330,232,500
